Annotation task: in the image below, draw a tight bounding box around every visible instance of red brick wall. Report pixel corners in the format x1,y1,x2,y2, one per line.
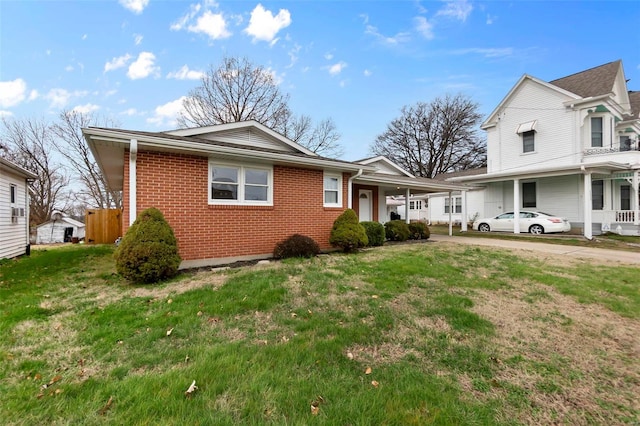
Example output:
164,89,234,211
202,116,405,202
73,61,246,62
122,150,348,261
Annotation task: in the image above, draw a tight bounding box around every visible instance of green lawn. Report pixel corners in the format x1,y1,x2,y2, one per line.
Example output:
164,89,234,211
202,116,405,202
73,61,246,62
1,243,638,425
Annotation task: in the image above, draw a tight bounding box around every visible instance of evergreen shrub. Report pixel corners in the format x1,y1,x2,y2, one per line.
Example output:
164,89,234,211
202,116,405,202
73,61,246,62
273,234,320,259
384,220,410,242
360,221,385,247
329,209,368,252
408,222,430,240
114,207,181,284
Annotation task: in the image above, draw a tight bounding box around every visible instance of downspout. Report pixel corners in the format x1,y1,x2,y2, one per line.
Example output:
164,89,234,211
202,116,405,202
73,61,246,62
25,179,32,256
129,139,138,226
347,168,363,209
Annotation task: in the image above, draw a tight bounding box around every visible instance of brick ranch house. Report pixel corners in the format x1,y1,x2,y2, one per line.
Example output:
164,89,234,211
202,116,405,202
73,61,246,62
84,121,467,268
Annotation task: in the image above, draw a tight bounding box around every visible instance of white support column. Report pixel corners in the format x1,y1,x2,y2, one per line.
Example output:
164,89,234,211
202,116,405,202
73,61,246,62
448,191,453,236
513,179,521,234
583,172,593,239
461,190,468,232
129,139,138,226
633,170,639,226
405,188,411,224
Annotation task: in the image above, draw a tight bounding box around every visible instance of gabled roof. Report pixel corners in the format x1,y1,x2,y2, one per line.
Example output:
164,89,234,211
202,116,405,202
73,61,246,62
0,156,37,179
549,60,621,98
433,167,487,181
36,215,85,229
628,91,640,119
356,156,415,178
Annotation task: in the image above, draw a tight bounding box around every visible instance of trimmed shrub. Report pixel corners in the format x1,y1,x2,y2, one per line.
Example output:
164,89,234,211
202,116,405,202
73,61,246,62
361,221,385,247
273,234,320,259
329,209,368,252
408,222,430,240
114,207,181,284
385,220,410,242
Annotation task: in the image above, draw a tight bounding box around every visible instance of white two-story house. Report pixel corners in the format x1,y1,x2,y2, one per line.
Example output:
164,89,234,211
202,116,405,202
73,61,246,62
447,60,640,237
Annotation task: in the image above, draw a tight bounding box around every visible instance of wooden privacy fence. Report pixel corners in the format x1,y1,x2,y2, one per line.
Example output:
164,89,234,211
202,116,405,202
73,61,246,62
85,209,122,244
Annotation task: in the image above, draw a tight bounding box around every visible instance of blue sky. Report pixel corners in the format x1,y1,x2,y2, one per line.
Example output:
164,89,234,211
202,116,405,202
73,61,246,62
1,0,639,160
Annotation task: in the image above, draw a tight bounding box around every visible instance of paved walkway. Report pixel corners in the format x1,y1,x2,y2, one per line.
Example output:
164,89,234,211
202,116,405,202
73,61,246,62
430,234,640,265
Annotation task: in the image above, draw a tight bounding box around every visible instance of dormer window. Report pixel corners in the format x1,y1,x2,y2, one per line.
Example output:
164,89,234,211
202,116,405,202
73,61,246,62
591,117,603,147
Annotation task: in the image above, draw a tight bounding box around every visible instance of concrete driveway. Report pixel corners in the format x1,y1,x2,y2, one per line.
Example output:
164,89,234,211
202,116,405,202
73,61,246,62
430,234,640,266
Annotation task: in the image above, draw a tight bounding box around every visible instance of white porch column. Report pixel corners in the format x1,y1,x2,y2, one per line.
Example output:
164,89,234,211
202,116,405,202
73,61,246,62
513,179,521,234
448,191,453,236
633,170,639,226
405,188,410,224
583,172,593,239
461,190,468,232
129,139,138,226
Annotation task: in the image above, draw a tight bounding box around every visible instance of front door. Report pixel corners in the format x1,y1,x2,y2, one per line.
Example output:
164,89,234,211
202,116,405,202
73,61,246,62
359,190,373,222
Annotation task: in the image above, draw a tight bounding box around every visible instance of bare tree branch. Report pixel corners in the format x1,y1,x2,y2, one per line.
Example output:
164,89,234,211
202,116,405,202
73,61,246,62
370,94,486,178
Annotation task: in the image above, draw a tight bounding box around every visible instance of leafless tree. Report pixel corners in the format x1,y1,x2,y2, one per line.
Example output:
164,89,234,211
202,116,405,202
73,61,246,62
371,94,486,178
1,117,70,225
52,110,123,209
178,56,344,158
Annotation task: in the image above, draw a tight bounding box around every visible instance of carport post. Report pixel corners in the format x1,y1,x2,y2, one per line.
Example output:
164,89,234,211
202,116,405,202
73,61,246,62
448,191,453,236
513,179,521,234
405,188,410,224
633,170,639,226
583,172,593,239
461,190,468,232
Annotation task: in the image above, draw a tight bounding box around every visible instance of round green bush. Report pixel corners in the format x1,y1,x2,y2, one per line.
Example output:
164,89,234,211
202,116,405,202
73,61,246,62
384,220,410,242
329,209,368,252
273,234,320,259
360,221,385,247
114,207,181,284
408,222,430,240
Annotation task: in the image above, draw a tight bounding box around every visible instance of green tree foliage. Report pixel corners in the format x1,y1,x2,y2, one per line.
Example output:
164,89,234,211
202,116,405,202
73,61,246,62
329,209,368,252
114,207,181,284
273,234,320,259
360,221,385,247
385,220,410,242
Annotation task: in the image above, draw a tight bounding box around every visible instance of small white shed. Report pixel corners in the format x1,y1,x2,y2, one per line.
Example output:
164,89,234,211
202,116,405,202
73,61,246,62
36,213,85,244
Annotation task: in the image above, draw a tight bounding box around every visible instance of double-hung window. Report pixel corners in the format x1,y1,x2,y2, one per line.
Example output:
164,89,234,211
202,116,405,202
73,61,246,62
444,197,462,214
210,163,272,205
522,182,536,208
591,117,603,147
592,180,604,210
410,200,422,210
522,131,535,153
323,173,342,207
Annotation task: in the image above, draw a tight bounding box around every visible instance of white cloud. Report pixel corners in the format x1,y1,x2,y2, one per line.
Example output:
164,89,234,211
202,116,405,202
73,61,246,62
287,44,301,68
119,0,149,14
414,16,434,40
328,62,347,76
134,33,144,45
364,69,372,77
171,3,202,31
244,4,291,44
324,52,334,60
339,80,348,88
0,78,27,108
486,14,495,25
365,24,411,46
104,89,118,97
121,108,139,116
65,65,74,72
72,103,100,114
45,88,88,109
436,0,473,22
82,34,88,40
188,10,231,40
28,90,39,101
147,97,186,127
127,52,159,80
167,65,204,80
104,54,132,72
0,110,14,118
450,47,513,58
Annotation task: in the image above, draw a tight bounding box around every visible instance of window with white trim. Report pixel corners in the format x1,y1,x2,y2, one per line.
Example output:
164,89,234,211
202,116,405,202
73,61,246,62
410,200,422,210
444,197,462,214
209,162,272,205
10,184,16,204
522,182,536,208
522,131,535,153
591,117,603,147
323,173,342,207
592,180,604,210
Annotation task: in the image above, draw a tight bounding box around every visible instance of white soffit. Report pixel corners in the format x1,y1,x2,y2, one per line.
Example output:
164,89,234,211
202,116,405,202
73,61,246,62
515,120,537,134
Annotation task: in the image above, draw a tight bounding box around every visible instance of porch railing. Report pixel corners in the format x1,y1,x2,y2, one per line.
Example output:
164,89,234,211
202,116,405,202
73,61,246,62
593,210,638,224
616,211,636,223
584,141,640,156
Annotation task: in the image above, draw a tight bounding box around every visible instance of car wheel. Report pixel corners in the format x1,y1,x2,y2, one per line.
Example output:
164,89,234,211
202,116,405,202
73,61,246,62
529,224,544,235
478,223,490,232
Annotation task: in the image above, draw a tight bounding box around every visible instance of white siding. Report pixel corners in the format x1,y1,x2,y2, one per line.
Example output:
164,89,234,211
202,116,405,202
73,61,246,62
428,190,484,224
0,168,29,259
536,176,580,221
195,128,297,152
367,160,405,175
488,79,578,174
36,219,85,244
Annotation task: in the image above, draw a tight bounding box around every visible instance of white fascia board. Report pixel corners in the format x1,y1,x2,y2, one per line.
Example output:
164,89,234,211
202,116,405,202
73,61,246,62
448,162,629,183
355,174,468,192
0,157,38,179
563,93,612,108
164,120,317,157
357,156,415,178
84,128,370,173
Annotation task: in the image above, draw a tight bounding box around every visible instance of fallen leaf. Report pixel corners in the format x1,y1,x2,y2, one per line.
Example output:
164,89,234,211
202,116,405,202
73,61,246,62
98,396,113,416
185,355,190,363
346,352,354,360
185,380,198,398
291,312,297,318
166,328,174,336
281,336,289,343
197,311,203,316
167,299,173,304
371,380,379,388
365,367,372,375
307,310,313,315
310,404,319,416
372,295,379,299
54,389,63,395
34,373,42,381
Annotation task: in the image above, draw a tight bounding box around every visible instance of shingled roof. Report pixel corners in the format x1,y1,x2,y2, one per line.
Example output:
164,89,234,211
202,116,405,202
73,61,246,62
549,60,621,98
628,91,640,119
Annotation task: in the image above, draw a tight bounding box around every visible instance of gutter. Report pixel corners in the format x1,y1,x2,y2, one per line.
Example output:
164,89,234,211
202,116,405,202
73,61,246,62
347,168,364,209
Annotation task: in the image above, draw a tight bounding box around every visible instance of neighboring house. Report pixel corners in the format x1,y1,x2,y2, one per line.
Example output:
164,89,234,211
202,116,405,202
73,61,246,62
426,168,487,225
0,157,37,259
395,194,429,222
35,212,85,244
84,121,467,268
446,60,640,237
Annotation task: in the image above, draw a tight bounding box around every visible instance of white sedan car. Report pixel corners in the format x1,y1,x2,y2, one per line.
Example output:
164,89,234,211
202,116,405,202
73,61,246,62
473,211,571,235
